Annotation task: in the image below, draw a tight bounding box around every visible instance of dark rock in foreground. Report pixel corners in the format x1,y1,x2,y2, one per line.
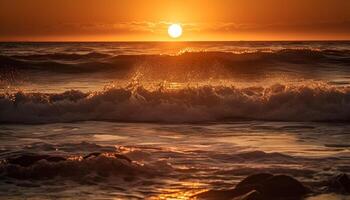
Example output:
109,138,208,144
195,173,311,200
328,173,350,194
259,175,310,198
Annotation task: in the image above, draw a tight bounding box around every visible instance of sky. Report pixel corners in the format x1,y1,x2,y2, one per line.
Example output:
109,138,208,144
0,0,350,41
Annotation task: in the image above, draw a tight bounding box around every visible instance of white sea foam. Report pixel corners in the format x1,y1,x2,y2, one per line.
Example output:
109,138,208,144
1,84,350,123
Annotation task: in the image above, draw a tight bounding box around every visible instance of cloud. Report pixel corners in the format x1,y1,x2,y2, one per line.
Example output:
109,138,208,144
1,20,349,40
199,21,350,34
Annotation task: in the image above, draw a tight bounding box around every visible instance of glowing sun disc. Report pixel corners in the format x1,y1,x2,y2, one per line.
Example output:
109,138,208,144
168,24,183,38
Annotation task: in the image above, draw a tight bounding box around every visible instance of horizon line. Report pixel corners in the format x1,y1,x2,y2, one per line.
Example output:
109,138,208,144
1,39,350,43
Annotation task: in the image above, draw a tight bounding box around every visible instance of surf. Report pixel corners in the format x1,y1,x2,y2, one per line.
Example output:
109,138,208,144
1,83,350,124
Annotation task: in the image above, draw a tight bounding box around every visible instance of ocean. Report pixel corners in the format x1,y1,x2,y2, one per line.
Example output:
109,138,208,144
0,41,350,199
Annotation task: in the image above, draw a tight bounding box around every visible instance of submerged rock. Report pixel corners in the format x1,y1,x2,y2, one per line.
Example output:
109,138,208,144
0,152,138,180
6,154,66,167
195,173,311,200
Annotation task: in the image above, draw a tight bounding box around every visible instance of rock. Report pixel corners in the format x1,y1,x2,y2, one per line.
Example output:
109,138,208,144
236,173,274,189
258,175,310,199
328,173,350,194
195,173,310,200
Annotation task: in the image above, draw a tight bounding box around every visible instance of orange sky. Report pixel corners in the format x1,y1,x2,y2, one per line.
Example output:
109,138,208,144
0,0,349,41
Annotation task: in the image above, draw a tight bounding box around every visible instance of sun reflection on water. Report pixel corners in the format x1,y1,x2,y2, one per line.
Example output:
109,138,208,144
149,182,207,200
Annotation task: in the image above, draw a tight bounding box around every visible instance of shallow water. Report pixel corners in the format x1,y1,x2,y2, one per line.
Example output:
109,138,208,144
0,121,350,199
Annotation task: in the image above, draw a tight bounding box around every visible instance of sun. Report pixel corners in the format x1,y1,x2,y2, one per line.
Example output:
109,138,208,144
168,24,183,39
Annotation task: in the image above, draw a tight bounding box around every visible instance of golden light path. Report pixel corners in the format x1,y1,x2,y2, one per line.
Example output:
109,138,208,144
149,183,207,200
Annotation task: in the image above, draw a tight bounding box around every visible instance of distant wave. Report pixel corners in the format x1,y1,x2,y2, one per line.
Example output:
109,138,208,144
1,49,350,74
1,84,350,123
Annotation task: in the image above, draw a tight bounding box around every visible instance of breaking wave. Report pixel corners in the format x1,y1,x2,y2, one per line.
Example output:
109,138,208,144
1,84,350,123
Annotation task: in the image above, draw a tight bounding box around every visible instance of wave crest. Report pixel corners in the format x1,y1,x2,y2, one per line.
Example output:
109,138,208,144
1,84,350,123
